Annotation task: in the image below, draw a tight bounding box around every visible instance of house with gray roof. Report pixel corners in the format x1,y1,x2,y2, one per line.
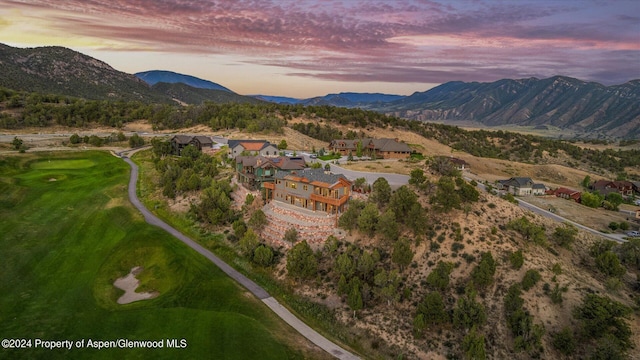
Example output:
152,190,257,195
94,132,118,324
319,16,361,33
265,168,352,214
328,138,412,159
170,135,213,155
235,155,306,191
497,177,546,196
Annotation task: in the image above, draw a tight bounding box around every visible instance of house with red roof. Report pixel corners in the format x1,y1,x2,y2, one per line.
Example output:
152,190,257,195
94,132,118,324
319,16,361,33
228,139,279,158
553,187,581,203
590,180,634,196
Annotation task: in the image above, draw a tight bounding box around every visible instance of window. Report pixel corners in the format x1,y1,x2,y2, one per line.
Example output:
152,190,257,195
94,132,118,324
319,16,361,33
303,185,308,191
289,182,297,189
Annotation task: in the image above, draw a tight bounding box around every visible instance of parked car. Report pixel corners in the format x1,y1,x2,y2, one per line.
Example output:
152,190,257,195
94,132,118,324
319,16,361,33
627,231,640,237
309,154,317,159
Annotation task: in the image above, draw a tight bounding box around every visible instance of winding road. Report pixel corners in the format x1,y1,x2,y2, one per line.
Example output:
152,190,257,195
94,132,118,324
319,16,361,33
123,157,359,360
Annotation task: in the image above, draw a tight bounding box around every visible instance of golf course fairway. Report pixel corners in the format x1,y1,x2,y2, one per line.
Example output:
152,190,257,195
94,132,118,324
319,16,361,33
0,151,319,359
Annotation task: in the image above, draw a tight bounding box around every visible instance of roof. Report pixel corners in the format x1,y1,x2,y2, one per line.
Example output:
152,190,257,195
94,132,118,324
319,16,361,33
270,157,306,170
532,183,546,190
330,138,412,153
370,138,412,152
449,157,469,166
237,156,305,170
193,136,212,145
555,187,580,195
275,168,350,186
171,135,193,144
171,135,213,146
240,142,269,151
501,177,534,187
228,139,270,149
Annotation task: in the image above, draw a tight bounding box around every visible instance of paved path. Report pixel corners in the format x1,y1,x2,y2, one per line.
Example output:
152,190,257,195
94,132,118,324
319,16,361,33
123,157,359,360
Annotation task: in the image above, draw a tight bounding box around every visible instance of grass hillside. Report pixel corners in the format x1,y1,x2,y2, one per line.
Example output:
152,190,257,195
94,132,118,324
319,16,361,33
0,151,327,359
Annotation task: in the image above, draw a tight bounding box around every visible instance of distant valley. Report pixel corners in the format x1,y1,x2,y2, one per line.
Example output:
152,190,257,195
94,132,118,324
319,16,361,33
0,43,638,138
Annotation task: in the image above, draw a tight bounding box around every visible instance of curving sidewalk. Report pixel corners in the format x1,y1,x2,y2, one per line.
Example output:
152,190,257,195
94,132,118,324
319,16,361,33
122,157,359,360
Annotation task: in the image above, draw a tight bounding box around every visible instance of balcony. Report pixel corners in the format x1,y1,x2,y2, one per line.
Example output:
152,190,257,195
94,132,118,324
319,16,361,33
310,193,349,207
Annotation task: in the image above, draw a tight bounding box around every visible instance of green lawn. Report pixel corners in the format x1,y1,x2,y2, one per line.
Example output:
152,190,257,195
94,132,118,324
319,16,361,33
0,151,317,359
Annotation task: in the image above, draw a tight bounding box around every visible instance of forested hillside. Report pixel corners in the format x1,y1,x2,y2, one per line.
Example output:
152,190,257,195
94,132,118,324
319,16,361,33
1,87,638,178
141,140,640,360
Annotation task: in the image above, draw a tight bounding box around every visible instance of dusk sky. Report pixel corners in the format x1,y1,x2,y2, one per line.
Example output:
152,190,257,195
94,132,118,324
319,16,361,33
1,0,639,98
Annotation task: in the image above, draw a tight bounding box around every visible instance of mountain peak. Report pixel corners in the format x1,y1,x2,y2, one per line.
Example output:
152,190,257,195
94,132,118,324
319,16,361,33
135,70,232,92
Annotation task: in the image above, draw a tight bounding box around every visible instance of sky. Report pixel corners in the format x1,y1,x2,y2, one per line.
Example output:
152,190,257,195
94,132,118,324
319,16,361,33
0,0,639,98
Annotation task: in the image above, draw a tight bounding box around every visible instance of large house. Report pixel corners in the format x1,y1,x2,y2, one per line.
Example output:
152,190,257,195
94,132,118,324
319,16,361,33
264,168,351,214
170,135,213,155
497,177,546,196
228,139,279,159
328,138,412,159
235,155,306,191
590,180,634,196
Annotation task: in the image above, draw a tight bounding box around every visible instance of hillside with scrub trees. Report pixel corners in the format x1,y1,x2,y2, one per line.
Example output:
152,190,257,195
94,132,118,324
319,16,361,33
139,141,639,359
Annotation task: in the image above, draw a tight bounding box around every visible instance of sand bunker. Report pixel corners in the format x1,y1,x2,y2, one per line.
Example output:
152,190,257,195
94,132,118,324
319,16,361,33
113,266,158,304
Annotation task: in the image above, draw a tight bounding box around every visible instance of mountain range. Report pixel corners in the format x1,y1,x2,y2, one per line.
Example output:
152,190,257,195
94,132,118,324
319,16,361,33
0,43,638,138
379,77,640,138
0,44,256,105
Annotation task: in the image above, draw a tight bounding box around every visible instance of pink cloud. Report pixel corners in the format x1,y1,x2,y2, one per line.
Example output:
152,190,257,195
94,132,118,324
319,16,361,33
1,0,638,85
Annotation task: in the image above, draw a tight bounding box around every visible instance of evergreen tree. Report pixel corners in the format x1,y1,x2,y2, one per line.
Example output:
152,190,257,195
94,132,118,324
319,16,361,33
248,209,268,231
392,238,414,272
370,177,391,208
426,261,454,291
253,245,274,266
389,185,419,222
286,240,318,280
417,292,448,327
462,326,487,360
471,252,496,288
239,228,259,258
377,209,399,242
453,285,487,330
432,176,461,212
357,203,379,236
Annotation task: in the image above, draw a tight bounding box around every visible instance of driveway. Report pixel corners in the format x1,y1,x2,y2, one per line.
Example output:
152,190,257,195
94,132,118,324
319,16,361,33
300,153,409,187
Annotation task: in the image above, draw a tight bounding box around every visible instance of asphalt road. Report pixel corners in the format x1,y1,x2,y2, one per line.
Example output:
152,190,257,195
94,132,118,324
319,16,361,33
123,157,359,360
470,179,627,243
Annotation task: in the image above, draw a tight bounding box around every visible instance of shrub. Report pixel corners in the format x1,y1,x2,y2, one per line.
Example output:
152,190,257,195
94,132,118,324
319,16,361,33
521,269,541,291
509,250,524,269
253,245,274,266
471,252,496,288
595,251,626,278
426,261,454,291
551,328,576,355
